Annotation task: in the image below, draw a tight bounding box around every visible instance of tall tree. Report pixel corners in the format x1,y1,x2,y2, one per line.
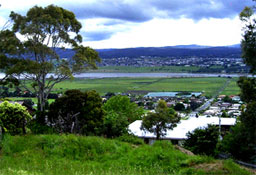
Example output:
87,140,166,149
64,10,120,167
0,30,23,90
220,5,256,163
8,5,100,121
141,100,180,140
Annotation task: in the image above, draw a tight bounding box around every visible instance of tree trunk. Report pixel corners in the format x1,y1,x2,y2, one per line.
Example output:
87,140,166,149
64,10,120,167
36,77,47,124
156,125,160,140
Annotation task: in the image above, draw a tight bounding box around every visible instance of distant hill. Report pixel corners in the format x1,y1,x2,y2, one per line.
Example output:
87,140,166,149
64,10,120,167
55,45,242,59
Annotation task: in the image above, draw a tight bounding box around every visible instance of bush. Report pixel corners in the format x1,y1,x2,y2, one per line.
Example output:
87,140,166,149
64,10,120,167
103,95,143,137
48,90,104,135
116,134,144,145
184,125,219,156
0,101,32,135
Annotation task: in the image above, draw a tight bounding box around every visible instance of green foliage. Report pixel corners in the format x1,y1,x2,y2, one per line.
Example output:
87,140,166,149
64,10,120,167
103,95,143,137
116,134,144,145
0,101,32,135
184,125,219,156
220,4,256,163
222,95,233,103
174,103,185,111
28,120,56,134
7,5,101,114
0,135,251,175
220,101,256,163
220,123,255,163
240,6,256,73
237,77,256,103
221,111,229,118
48,90,104,135
141,100,181,140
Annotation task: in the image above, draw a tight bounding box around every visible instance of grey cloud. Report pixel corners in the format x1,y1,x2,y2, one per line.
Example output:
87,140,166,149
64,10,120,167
151,0,254,20
82,30,114,41
66,1,151,22
62,0,254,22
102,20,125,26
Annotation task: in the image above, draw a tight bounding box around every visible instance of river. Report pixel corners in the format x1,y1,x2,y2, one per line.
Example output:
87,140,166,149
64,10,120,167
0,72,250,79
73,72,248,78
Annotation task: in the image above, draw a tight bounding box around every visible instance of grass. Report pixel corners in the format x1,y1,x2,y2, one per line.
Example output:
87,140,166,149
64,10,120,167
50,77,240,96
4,77,240,104
221,78,240,96
0,134,252,175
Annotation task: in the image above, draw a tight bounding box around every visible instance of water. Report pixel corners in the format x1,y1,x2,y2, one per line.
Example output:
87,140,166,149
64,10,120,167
0,72,249,79
73,72,246,78
144,92,202,98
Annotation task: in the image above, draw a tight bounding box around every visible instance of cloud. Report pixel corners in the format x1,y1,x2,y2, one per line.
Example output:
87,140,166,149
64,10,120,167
61,0,254,22
65,1,152,22
2,0,253,23
82,30,114,41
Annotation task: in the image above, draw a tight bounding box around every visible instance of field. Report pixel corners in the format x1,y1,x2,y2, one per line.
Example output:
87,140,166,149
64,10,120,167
0,135,252,175
50,77,240,97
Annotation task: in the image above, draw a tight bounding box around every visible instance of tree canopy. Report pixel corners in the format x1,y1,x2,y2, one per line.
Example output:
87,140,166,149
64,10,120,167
48,90,104,135
184,125,219,156
103,95,143,137
141,100,180,140
2,5,101,120
220,4,256,163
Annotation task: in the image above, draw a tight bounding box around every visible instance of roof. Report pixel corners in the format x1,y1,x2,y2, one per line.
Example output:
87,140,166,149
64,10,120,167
128,116,236,140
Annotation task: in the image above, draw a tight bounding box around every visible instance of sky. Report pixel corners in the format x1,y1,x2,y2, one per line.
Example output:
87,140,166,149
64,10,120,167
0,0,254,49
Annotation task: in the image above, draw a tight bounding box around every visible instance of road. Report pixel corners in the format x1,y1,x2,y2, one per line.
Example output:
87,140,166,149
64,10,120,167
189,78,232,117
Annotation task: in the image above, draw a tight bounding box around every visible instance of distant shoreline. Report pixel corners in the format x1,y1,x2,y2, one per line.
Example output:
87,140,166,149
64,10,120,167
74,72,250,78
0,72,251,79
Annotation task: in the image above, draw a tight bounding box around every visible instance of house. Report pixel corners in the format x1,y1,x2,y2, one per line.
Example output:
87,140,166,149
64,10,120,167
128,116,236,145
231,96,241,102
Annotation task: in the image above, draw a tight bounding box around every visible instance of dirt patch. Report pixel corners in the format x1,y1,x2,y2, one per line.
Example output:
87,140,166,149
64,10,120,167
193,161,229,174
174,145,194,156
241,166,256,174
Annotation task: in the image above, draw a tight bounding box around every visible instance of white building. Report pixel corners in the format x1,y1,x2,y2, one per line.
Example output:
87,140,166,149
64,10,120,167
128,116,236,145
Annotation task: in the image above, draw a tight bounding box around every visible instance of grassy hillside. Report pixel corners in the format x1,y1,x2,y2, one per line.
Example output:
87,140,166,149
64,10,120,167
0,135,252,175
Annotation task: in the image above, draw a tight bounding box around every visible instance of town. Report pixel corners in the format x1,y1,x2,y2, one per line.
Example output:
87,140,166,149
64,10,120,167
98,56,248,73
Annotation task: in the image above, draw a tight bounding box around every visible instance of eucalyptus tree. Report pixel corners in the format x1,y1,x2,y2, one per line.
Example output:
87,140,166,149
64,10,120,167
141,100,180,140
8,5,100,120
220,5,256,162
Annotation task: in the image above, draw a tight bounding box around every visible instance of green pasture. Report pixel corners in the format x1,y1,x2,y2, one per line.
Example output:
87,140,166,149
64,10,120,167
221,78,240,96
51,77,239,96
7,77,240,103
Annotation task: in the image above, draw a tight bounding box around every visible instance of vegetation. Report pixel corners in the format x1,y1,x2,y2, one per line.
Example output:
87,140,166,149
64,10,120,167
89,65,245,74
103,95,143,137
49,77,239,96
0,134,252,175
0,101,32,135
48,90,104,135
141,100,180,140
184,125,219,156
218,5,256,164
3,5,101,119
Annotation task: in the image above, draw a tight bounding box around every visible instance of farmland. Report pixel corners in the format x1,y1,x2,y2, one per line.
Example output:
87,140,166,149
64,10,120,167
50,77,239,97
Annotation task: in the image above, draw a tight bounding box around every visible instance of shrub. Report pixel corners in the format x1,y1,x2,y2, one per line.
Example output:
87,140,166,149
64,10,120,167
184,124,219,156
0,101,32,135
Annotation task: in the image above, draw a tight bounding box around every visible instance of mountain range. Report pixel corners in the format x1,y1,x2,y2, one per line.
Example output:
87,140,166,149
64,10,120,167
56,44,242,59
